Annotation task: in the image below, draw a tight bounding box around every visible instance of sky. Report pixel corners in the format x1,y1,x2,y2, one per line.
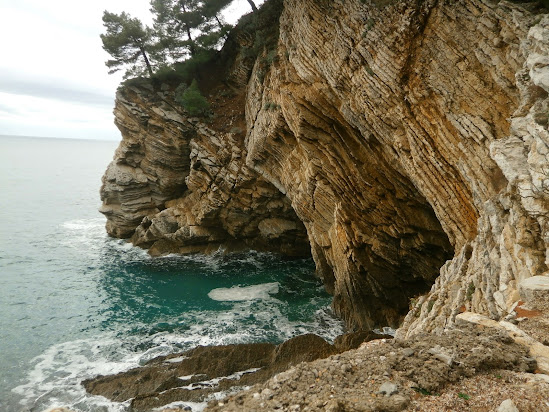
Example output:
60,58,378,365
0,0,263,141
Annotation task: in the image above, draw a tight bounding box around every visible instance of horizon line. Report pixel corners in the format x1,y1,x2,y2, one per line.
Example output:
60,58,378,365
0,133,120,142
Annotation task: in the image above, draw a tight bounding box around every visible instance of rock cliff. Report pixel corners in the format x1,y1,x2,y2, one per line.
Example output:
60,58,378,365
101,0,549,333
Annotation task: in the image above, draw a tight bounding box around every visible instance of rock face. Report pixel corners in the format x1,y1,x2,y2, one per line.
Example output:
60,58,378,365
100,83,309,256
101,0,549,332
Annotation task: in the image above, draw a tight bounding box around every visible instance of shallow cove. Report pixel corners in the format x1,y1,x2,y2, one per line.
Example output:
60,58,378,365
0,136,343,412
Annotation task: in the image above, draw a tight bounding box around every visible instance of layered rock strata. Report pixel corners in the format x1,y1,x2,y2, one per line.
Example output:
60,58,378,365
101,0,549,332
245,0,549,332
100,84,309,256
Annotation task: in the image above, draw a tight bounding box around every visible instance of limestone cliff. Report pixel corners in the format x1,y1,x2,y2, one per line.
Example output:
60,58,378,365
101,0,549,333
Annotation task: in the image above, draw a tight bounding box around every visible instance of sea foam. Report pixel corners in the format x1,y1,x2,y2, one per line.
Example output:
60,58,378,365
207,282,280,302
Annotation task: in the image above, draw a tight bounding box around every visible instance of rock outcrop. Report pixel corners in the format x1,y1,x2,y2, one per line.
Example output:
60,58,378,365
100,84,309,256
83,334,337,411
207,325,541,411
101,0,549,332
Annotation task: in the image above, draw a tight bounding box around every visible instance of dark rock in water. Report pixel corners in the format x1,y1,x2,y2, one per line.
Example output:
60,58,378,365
271,333,337,371
83,334,337,411
83,342,275,409
334,331,393,352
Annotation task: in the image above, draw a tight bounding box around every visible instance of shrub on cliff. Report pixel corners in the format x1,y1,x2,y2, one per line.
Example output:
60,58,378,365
176,80,210,116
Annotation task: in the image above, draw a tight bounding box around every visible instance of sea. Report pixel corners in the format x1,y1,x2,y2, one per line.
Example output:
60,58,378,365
0,135,344,412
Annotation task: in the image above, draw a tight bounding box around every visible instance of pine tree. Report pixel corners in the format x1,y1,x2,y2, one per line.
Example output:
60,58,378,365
100,11,156,78
197,0,233,49
150,0,235,61
150,0,204,60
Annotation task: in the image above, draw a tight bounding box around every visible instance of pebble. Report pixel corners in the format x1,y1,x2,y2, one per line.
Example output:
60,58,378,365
402,348,415,357
262,388,275,400
378,381,399,396
496,399,519,412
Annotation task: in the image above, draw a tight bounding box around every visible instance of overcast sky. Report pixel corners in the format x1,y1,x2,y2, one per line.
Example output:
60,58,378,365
0,0,263,141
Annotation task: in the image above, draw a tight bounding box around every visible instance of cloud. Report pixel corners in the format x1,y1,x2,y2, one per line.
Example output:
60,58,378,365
0,73,114,107
0,91,119,140
0,101,20,116
0,0,264,140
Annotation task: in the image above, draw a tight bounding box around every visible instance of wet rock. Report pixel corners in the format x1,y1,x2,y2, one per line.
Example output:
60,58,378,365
83,342,275,406
334,331,393,352
271,333,337,371
83,334,335,411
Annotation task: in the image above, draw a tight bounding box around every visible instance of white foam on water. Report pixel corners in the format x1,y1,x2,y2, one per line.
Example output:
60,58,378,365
208,282,280,302
153,383,254,412
175,368,261,391
13,335,144,412
164,356,188,364
61,218,107,247
62,218,106,232
61,217,152,261
152,400,206,412
177,374,195,381
12,299,344,411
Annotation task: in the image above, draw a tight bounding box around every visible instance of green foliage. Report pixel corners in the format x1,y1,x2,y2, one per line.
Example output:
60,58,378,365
412,387,432,396
263,102,280,111
101,11,156,79
172,49,217,83
150,0,234,61
176,80,210,116
362,18,375,37
102,0,274,83
409,297,418,310
151,65,185,83
458,393,471,400
239,0,284,62
466,281,475,301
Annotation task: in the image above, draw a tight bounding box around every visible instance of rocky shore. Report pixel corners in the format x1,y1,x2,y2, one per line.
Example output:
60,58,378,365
76,285,549,411
91,0,549,410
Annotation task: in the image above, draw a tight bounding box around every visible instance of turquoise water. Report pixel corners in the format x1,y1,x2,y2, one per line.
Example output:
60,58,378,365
0,135,343,412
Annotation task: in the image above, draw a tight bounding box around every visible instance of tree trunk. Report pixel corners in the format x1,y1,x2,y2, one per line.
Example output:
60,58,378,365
140,46,154,77
246,0,258,12
215,14,223,31
181,3,197,56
